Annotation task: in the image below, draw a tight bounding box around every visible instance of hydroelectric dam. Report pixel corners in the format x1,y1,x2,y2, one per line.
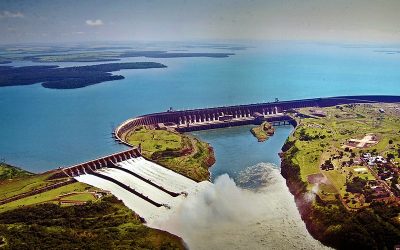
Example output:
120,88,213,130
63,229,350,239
65,95,400,221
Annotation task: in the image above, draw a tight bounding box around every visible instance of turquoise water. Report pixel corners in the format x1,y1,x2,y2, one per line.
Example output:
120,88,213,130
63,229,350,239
191,125,293,180
1,41,400,172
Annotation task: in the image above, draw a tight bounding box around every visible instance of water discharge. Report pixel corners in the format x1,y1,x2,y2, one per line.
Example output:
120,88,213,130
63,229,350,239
150,163,330,249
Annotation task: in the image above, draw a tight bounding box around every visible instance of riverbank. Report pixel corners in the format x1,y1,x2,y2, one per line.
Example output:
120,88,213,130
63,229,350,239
280,103,400,249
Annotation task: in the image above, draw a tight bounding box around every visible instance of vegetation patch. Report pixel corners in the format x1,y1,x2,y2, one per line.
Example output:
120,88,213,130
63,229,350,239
0,163,184,248
281,103,400,249
0,181,98,212
0,163,33,181
0,62,167,89
0,196,184,249
250,121,275,142
125,126,215,181
0,172,53,200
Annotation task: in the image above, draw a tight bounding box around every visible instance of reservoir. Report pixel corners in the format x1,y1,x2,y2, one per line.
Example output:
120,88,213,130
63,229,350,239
1,41,400,172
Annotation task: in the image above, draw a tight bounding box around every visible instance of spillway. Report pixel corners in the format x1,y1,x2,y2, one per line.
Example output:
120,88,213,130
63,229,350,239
75,156,210,222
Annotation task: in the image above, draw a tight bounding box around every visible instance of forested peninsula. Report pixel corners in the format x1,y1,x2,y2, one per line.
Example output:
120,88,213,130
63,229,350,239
0,62,166,89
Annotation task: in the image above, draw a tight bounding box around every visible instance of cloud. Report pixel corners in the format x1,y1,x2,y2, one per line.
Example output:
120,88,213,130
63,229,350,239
85,19,103,26
0,11,24,18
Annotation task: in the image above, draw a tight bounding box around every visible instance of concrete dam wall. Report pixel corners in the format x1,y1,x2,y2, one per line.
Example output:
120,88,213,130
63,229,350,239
115,95,400,144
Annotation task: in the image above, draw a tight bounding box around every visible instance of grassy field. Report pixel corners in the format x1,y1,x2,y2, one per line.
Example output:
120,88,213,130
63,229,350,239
0,182,96,212
0,163,33,181
60,193,96,202
126,126,183,154
0,172,54,200
286,103,400,207
0,163,100,212
126,126,215,181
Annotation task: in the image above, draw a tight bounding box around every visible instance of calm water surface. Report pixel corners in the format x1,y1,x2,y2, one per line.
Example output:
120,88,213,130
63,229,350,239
192,125,293,180
1,41,400,172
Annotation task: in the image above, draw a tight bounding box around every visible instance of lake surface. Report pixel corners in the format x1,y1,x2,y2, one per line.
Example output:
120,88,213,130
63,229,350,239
1,41,400,172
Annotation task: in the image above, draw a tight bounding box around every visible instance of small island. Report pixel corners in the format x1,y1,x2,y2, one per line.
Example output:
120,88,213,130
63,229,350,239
250,121,275,142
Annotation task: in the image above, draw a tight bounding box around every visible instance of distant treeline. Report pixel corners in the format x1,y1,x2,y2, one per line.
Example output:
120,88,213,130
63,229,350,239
0,62,167,89
23,50,235,62
121,51,234,58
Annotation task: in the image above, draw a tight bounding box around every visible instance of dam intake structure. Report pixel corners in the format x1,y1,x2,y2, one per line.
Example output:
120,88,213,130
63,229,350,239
114,95,400,146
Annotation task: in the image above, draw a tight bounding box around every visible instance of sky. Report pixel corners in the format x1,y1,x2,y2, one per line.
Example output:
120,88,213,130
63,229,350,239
1,0,400,44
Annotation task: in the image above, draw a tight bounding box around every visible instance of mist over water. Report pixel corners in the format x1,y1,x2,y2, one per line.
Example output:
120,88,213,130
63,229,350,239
151,163,329,249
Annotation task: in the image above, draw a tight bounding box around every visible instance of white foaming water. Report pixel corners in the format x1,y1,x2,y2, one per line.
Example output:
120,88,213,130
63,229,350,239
150,163,330,250
76,159,329,249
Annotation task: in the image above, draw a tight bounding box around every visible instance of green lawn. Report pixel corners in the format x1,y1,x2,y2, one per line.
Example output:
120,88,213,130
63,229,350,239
60,193,96,202
0,173,53,200
324,170,347,195
126,126,182,155
0,182,94,212
350,166,376,181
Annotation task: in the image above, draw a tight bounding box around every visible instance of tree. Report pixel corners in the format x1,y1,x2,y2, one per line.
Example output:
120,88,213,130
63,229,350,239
387,153,395,160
